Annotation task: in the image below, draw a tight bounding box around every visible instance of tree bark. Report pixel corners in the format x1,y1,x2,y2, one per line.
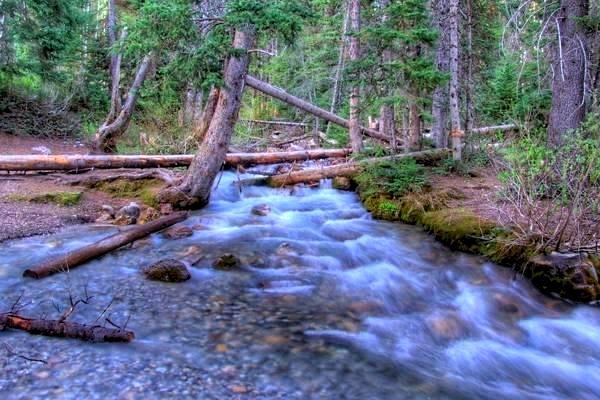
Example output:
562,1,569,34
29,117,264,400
547,0,590,146
161,27,256,209
379,0,396,151
0,149,351,171
245,76,390,142
431,0,450,149
191,87,220,143
267,149,450,186
448,0,463,161
23,212,188,279
348,0,363,152
407,101,421,151
330,2,350,117
0,314,134,342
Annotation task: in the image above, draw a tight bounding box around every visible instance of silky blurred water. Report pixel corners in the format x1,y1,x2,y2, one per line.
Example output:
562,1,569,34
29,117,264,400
0,171,598,399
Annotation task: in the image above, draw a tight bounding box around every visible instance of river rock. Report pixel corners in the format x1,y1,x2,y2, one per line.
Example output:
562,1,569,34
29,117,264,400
426,313,466,341
163,225,193,240
527,252,600,303
31,145,51,155
251,204,271,216
115,202,141,225
143,259,191,282
160,203,174,215
213,254,241,270
332,176,354,191
138,207,160,224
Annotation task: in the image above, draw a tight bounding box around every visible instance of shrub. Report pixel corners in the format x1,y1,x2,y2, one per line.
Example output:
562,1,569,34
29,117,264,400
355,157,428,199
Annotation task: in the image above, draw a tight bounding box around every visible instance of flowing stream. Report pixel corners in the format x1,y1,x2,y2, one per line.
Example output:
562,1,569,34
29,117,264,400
1,171,599,399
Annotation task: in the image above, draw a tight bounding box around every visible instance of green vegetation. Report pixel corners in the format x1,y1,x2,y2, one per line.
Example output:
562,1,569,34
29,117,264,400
91,178,161,208
6,191,82,206
355,158,428,200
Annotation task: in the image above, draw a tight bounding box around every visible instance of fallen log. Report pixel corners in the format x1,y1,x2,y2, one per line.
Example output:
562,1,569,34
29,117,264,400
268,149,450,187
23,212,188,279
0,149,351,172
470,124,517,135
246,75,392,143
0,313,134,342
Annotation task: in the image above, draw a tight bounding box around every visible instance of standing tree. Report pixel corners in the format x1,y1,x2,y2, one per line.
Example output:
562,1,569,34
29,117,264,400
448,0,463,160
547,0,590,146
348,0,363,152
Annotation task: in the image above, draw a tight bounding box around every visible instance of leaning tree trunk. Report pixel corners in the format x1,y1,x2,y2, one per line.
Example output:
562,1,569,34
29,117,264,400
348,0,363,152
94,54,154,153
191,86,220,143
159,27,256,209
448,0,463,161
547,0,589,147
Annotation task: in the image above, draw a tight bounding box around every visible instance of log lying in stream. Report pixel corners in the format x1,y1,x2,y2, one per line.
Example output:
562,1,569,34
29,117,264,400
23,212,188,279
0,149,351,172
0,314,134,342
267,149,450,187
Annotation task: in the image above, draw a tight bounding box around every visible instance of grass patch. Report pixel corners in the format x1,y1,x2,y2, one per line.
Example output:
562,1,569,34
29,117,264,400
6,191,82,206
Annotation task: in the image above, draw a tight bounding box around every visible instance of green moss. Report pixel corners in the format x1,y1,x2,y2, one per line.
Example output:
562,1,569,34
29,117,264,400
420,208,498,253
93,178,161,208
480,231,539,267
6,191,82,206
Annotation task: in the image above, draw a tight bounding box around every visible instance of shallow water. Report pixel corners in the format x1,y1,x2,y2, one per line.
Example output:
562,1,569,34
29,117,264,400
0,171,599,399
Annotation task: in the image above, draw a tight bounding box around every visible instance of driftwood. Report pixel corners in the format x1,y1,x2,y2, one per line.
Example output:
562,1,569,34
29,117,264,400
268,149,450,186
23,212,188,279
0,313,134,342
0,149,351,172
470,124,517,135
245,75,393,143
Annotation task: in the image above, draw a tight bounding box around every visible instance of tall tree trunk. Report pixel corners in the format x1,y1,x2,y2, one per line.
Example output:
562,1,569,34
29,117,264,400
330,3,350,117
431,0,450,149
348,0,363,152
547,0,590,146
448,0,463,160
407,101,421,151
379,0,396,151
160,27,256,209
464,0,475,134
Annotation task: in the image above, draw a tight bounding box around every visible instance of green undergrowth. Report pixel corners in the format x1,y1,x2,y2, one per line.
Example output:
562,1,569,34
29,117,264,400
6,191,82,206
91,179,162,208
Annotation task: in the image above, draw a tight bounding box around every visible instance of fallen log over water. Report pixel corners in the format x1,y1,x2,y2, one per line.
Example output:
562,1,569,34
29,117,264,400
268,149,450,187
0,313,134,342
23,212,188,279
0,149,351,172
246,75,392,143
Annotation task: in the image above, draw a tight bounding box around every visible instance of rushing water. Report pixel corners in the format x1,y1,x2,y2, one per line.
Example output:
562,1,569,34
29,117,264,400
1,171,599,400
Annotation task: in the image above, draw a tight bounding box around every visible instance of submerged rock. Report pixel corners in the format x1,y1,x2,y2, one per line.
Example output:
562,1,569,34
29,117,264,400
143,259,191,283
332,176,354,191
527,253,600,303
213,254,241,270
251,204,271,216
163,225,193,240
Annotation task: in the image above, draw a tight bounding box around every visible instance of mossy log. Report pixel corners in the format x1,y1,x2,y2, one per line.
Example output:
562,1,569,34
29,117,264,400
0,149,351,172
267,149,450,187
23,212,188,279
0,313,134,342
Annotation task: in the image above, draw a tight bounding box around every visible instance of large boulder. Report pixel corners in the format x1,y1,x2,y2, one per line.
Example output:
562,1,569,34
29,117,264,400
163,225,193,240
527,253,600,303
143,259,191,283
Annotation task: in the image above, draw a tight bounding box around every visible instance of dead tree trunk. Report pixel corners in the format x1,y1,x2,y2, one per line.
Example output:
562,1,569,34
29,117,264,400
23,212,188,279
267,149,450,186
348,0,364,152
379,0,396,151
191,87,220,143
547,0,590,146
245,76,390,142
0,149,351,171
448,0,463,160
330,3,350,118
93,0,154,153
431,0,450,148
0,314,134,342
160,27,256,209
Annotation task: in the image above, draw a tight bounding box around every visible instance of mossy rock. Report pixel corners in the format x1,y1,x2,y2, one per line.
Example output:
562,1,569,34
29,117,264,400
93,179,161,208
480,231,540,267
420,208,497,253
6,191,82,206
143,259,191,283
